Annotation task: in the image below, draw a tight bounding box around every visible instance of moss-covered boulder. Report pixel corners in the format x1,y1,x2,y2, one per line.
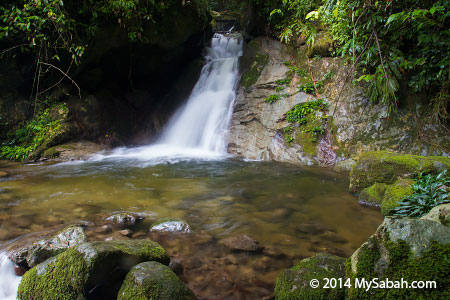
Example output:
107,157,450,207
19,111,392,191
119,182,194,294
380,179,414,216
358,183,388,207
8,225,87,269
274,253,346,300
421,204,450,226
347,217,450,299
349,151,450,194
117,261,196,300
309,30,335,57
17,239,169,300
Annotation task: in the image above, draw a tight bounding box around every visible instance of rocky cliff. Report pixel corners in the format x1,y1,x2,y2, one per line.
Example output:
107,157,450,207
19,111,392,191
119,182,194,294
228,37,449,166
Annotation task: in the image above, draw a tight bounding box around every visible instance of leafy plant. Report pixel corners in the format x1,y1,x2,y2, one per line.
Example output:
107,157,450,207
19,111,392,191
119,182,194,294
283,126,294,142
391,170,450,217
264,94,282,104
0,103,68,161
286,98,328,124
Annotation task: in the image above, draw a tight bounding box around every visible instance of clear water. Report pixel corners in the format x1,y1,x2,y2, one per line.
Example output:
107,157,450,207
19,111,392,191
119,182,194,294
0,159,382,299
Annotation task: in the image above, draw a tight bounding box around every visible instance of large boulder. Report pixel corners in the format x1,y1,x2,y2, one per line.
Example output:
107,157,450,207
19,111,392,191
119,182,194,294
347,217,450,299
349,151,450,194
7,225,87,269
421,204,450,226
275,253,346,300
380,179,414,216
117,261,196,300
17,239,169,300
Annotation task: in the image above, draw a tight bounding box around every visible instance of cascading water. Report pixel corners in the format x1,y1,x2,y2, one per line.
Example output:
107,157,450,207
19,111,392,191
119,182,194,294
0,252,22,300
91,33,243,163
0,33,243,300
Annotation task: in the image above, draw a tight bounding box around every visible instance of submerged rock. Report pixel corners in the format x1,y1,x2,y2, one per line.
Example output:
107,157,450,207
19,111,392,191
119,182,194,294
347,217,450,299
117,261,196,300
106,212,144,226
275,253,346,300
150,219,191,234
220,234,261,252
7,225,87,268
349,151,450,194
17,239,169,300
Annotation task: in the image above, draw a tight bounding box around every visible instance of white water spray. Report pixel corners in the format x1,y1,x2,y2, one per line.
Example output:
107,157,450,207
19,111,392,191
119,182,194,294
0,252,22,300
91,33,243,163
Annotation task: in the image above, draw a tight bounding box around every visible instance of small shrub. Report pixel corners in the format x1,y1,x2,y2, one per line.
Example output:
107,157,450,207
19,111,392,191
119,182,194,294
391,170,450,217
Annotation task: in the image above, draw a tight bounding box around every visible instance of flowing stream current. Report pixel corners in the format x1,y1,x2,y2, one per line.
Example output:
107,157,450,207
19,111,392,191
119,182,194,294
0,34,382,299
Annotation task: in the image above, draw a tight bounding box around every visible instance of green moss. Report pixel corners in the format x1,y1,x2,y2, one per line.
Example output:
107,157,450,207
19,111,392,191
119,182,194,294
17,240,170,300
293,113,324,156
118,261,196,300
18,248,88,300
381,179,414,216
42,147,60,159
347,237,450,300
358,183,388,206
349,151,450,194
240,40,269,88
275,253,346,300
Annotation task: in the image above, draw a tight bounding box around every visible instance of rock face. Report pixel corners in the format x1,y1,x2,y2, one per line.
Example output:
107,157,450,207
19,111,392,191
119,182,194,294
349,151,450,194
275,253,346,300
421,204,450,226
347,216,450,299
17,239,169,300
228,37,449,166
7,225,87,269
150,219,191,234
118,261,196,300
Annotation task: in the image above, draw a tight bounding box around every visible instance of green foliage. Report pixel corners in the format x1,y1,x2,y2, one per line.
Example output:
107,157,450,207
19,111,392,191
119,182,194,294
0,103,68,160
264,94,282,104
259,0,450,118
286,98,328,124
391,170,450,217
283,126,294,142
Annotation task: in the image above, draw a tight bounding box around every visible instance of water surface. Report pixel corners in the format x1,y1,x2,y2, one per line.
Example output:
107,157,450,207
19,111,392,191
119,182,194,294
0,158,382,299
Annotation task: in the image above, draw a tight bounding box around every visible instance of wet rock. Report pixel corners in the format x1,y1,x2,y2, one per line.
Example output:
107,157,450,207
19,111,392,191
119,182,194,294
220,234,261,252
119,229,133,237
150,219,191,233
7,225,87,268
14,264,27,276
106,212,143,226
17,239,170,300
118,261,196,300
347,217,450,299
333,158,356,172
169,258,184,275
275,253,346,300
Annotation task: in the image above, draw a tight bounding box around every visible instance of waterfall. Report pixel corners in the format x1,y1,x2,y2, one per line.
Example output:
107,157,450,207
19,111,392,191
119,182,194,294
0,252,22,300
91,33,243,163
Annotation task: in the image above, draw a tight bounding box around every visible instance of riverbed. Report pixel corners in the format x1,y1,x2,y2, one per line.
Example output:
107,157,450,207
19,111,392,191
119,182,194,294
0,157,382,299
